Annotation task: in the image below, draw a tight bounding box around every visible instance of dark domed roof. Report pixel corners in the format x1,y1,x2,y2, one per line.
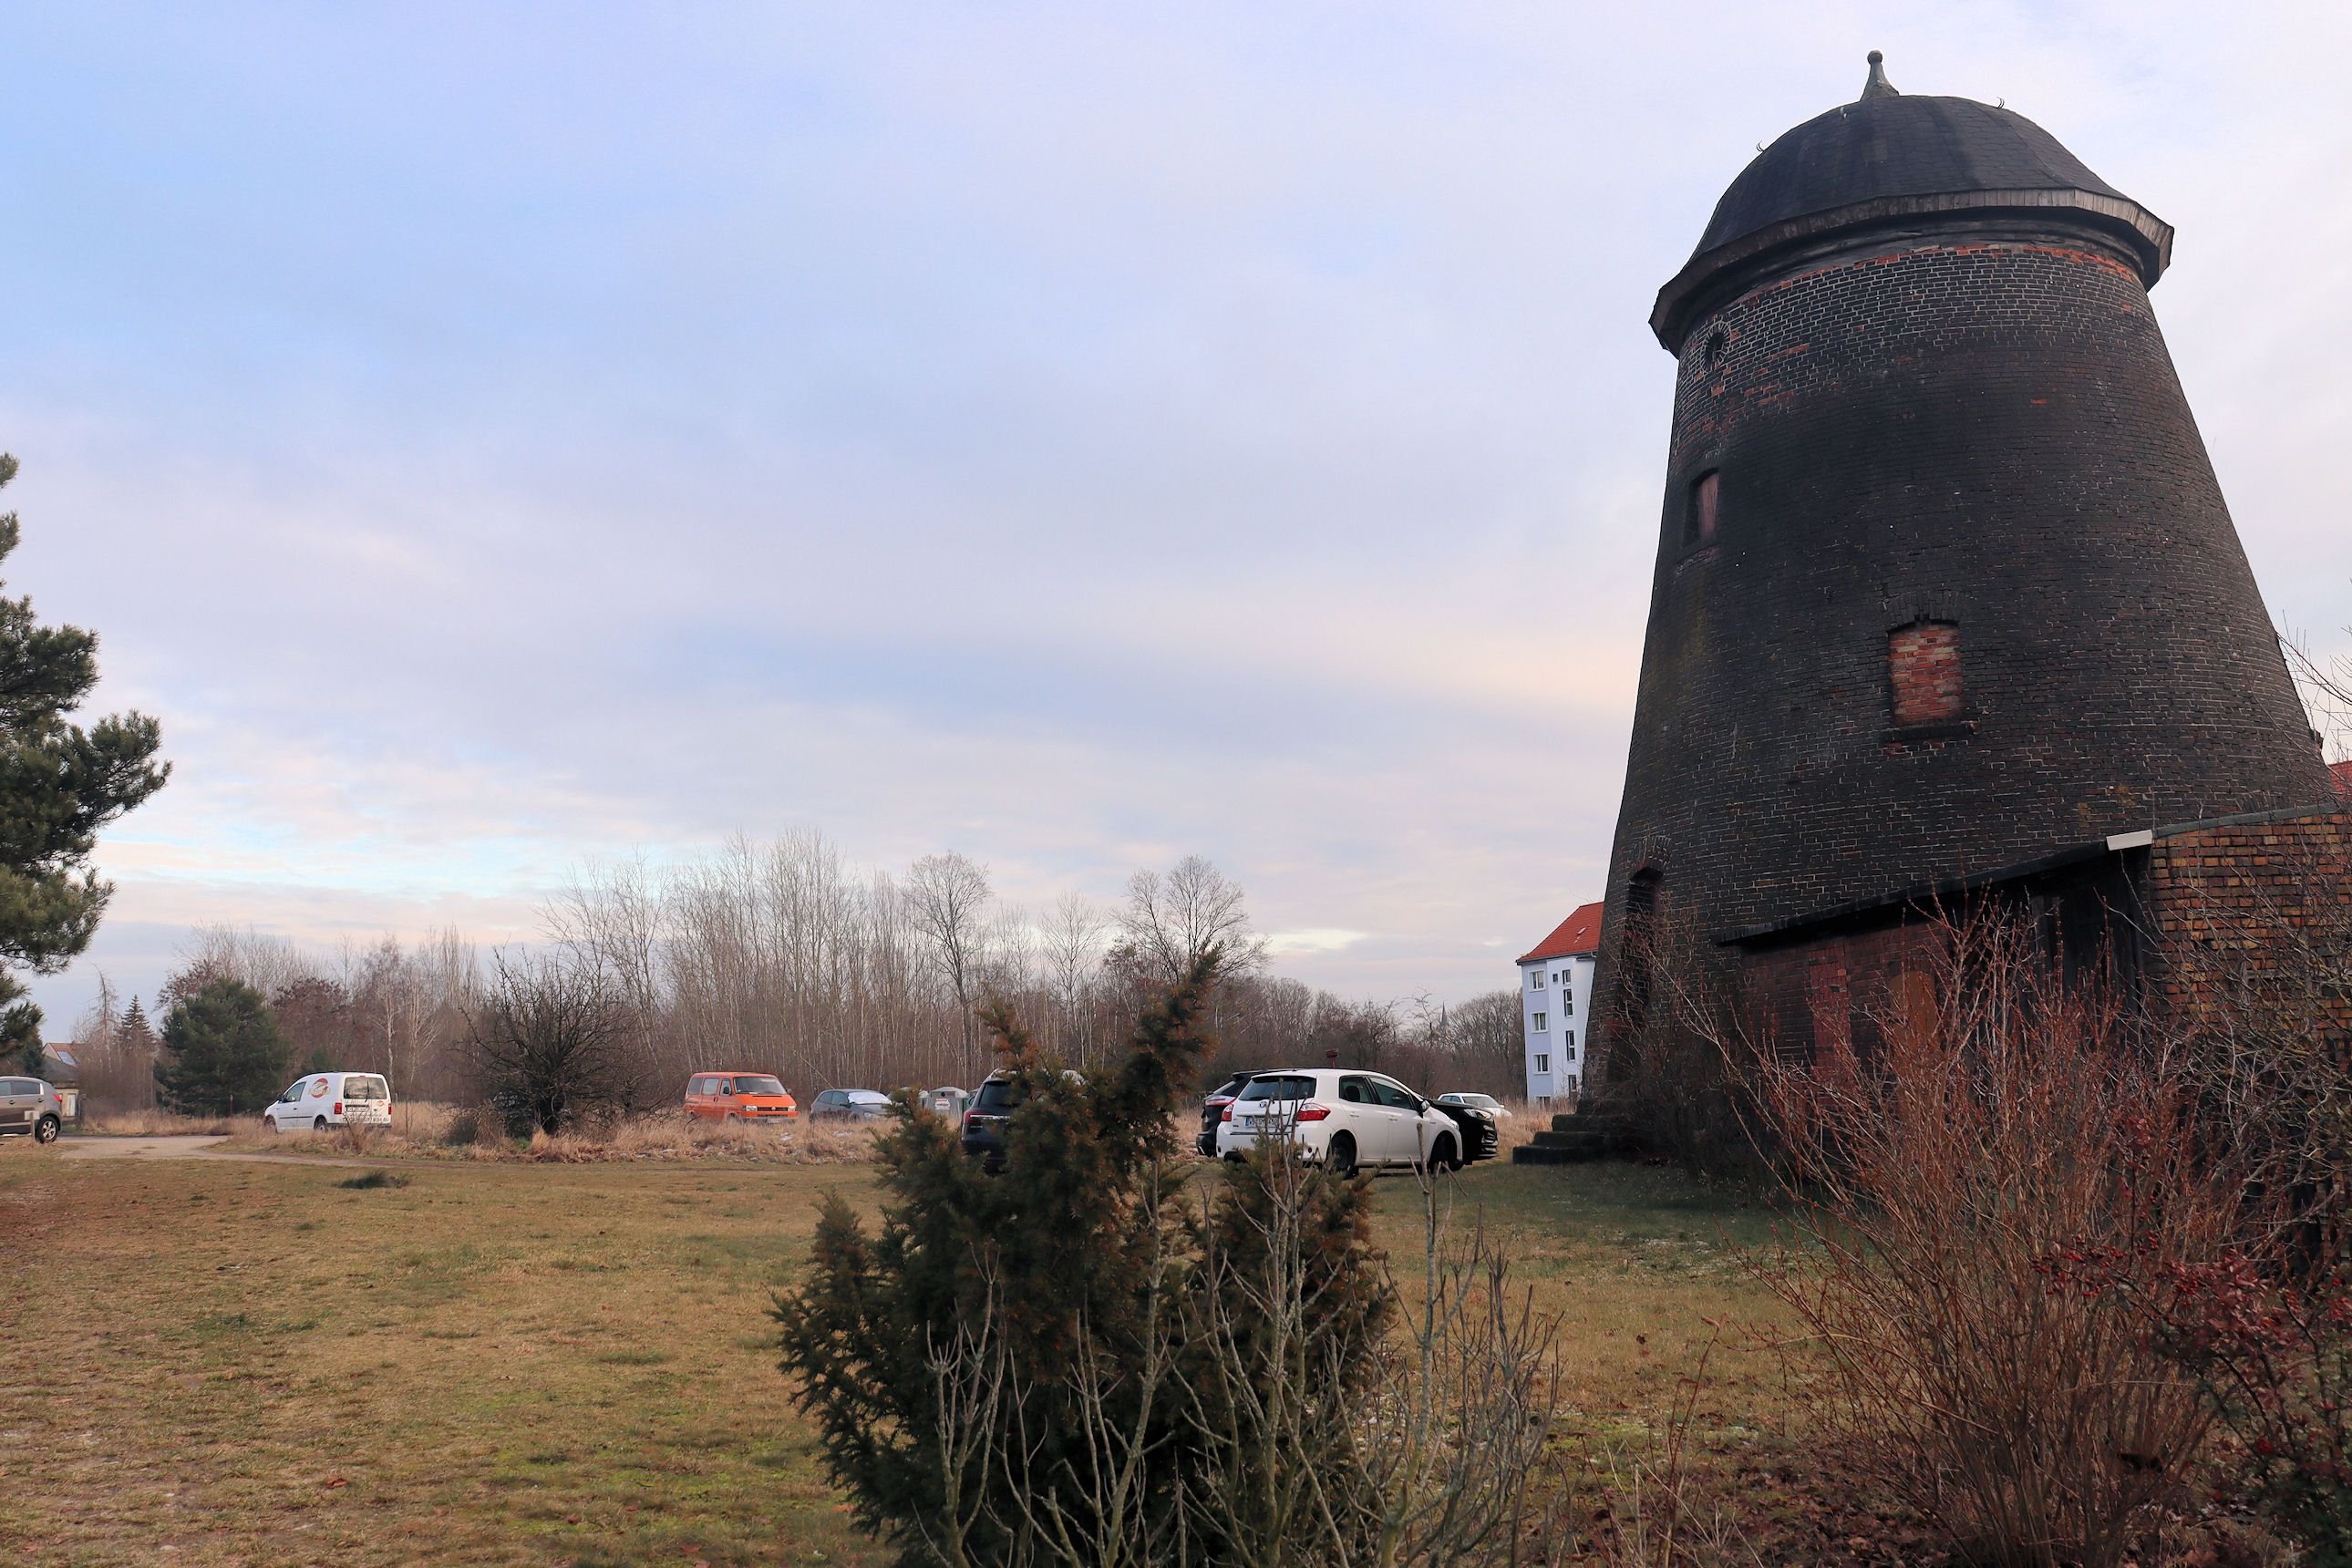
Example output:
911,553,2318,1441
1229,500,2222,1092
1651,54,2172,351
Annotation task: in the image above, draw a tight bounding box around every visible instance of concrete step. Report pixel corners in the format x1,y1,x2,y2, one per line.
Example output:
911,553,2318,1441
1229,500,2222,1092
1550,1112,1630,1134
1530,1129,1610,1153
1511,1142,1598,1165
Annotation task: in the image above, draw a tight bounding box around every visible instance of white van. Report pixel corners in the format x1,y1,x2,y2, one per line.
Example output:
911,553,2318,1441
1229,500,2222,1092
262,1072,394,1133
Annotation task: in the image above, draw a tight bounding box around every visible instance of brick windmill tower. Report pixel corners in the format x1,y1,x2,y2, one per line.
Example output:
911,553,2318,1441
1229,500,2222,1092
1588,53,2338,1088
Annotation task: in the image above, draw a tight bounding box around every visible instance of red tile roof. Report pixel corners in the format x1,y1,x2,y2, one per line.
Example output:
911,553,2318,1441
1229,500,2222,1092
1520,901,1604,964
2334,758,2352,801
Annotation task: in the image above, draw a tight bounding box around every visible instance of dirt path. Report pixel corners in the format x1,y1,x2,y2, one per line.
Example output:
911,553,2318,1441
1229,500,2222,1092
57,1135,386,1169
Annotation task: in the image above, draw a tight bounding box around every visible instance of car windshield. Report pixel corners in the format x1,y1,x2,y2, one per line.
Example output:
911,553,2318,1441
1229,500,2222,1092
344,1077,389,1100
731,1076,787,1096
849,1090,890,1105
1463,1095,1499,1109
973,1078,1024,1112
1238,1075,1315,1102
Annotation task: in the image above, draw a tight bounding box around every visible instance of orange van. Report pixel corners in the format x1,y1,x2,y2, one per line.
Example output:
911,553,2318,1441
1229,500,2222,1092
683,1071,799,1123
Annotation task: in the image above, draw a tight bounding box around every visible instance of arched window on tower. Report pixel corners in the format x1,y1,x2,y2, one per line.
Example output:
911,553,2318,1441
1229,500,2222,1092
1683,471,1719,551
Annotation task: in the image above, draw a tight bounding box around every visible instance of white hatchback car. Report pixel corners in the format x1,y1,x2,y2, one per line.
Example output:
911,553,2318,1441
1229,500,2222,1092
263,1072,394,1133
1215,1069,1465,1176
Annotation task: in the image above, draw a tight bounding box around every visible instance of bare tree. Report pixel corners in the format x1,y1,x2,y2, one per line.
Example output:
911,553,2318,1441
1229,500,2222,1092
464,949,645,1136
2283,611,2352,765
68,972,158,1113
166,924,318,1008
1444,991,1529,1101
1041,892,1109,1064
1117,855,1266,986
906,851,995,1081
549,856,670,1083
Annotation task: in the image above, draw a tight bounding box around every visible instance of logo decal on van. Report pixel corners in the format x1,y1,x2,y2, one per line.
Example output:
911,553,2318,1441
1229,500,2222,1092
310,1078,330,1098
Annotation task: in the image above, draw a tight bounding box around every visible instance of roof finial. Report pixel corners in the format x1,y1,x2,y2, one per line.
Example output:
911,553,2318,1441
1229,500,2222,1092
1860,48,1899,100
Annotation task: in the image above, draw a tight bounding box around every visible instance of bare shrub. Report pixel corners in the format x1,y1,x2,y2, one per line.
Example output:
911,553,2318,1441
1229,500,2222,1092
465,949,649,1136
1738,912,2237,1568
1194,1152,1566,1567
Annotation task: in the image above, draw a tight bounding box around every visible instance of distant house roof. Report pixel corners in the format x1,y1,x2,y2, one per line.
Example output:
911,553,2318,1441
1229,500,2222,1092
1519,902,1604,964
2334,758,2352,801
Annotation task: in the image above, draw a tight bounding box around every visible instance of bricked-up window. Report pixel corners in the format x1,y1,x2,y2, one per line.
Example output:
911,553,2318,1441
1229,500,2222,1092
1683,471,1719,550
1889,620,1964,727
1620,868,1662,1028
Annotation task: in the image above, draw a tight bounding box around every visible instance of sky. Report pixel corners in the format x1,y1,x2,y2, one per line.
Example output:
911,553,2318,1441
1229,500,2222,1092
4,1,2348,1028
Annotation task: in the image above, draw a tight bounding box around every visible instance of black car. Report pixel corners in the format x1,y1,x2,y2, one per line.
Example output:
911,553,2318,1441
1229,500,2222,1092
1197,1069,1272,1156
1427,1095,1501,1163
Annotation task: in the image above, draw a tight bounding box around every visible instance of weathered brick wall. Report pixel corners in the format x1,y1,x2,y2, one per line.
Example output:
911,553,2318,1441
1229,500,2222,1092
1589,226,2333,1091
2146,811,2352,1042
1737,920,1948,1063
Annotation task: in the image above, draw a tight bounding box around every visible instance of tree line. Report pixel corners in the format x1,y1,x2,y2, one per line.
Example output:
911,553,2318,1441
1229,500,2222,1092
68,834,1530,1117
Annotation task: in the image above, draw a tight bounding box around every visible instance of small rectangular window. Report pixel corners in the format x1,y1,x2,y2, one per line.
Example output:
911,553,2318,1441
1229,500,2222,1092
1528,971,1544,990
1533,1054,1550,1074
1562,995,1573,1016
1531,1012,1547,1032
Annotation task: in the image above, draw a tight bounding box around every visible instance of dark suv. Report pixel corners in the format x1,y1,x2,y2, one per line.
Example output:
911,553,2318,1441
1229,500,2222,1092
1197,1070,1270,1156
961,1069,1088,1171
959,1072,1026,1172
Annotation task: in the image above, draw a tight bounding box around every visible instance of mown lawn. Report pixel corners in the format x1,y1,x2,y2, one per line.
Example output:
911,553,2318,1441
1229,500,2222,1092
0,1138,1805,1565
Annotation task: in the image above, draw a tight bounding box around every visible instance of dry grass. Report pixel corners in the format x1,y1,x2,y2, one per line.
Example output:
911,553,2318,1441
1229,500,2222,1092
0,1130,2011,1564
79,1107,249,1137
1491,1099,1553,1160
202,1105,889,1165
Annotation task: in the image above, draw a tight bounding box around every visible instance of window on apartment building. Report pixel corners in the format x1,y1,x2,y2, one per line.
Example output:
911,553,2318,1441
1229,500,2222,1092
1565,1034,1576,1059
1533,1055,1550,1074
1528,970,1544,991
1562,994,1573,1016
1683,470,1719,550
1531,1012,1547,1032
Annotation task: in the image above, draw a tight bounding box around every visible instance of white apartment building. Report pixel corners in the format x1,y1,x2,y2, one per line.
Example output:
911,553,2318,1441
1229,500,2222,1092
1517,902,1600,1107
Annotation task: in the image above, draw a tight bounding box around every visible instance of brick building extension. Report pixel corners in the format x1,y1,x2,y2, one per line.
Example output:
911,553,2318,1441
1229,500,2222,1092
1588,54,2347,1089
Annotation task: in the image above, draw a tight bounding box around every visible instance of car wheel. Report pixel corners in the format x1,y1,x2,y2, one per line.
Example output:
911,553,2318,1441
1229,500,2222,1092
1326,1133,1357,1179
1429,1134,1460,1173
314,1116,329,1132
34,1114,59,1145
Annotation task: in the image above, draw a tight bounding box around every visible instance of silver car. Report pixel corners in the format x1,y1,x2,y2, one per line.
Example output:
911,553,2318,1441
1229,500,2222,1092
0,1076,65,1143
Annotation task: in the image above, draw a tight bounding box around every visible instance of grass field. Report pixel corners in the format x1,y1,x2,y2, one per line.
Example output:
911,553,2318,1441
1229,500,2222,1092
0,1134,1833,1566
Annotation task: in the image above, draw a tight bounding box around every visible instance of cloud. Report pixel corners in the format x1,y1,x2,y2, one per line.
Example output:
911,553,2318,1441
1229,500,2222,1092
8,0,2347,1026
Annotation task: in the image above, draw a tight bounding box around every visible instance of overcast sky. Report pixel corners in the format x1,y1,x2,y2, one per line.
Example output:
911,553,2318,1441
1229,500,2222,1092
5,1,2347,1026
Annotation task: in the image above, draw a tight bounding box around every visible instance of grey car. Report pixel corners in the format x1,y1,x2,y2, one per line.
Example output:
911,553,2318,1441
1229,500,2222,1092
808,1088,893,1121
0,1076,64,1143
